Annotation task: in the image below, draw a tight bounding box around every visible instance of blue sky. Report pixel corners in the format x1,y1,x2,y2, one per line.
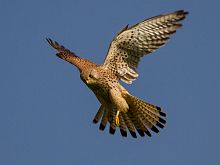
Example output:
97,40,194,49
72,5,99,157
0,0,219,165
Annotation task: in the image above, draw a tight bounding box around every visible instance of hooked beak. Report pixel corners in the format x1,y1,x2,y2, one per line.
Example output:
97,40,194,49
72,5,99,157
85,79,92,84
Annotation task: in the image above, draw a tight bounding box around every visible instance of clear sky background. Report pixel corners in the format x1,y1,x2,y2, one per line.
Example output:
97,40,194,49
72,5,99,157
0,0,219,165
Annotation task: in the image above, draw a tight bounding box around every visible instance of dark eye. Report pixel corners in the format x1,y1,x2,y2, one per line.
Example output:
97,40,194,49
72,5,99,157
89,74,93,78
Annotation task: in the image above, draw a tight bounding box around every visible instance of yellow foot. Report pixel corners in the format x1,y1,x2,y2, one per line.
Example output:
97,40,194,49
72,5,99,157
115,111,120,126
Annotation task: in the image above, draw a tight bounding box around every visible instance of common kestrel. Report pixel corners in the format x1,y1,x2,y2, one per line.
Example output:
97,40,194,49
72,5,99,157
47,10,188,138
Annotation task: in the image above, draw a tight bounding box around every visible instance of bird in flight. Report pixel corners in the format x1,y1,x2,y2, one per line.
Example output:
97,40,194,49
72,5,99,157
47,10,188,138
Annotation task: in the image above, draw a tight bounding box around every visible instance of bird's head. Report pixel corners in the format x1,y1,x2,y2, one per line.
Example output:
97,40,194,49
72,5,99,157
80,68,100,85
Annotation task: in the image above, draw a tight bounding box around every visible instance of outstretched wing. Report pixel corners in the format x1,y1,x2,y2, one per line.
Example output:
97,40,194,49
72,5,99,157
46,38,98,72
103,10,188,84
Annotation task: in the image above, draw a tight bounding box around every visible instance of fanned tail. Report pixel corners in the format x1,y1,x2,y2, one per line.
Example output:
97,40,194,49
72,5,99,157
124,94,166,137
92,94,166,138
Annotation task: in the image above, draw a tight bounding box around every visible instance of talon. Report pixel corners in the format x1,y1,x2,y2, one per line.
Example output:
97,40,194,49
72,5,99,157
115,111,120,126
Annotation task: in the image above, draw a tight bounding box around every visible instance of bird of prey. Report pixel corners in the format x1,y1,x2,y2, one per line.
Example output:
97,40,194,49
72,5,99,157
47,10,188,138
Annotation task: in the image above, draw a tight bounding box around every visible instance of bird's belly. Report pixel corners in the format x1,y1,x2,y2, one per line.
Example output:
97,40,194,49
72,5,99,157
87,84,111,103
88,83,129,113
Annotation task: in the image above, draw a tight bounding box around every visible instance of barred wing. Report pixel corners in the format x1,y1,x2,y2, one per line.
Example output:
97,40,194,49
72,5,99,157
103,10,188,84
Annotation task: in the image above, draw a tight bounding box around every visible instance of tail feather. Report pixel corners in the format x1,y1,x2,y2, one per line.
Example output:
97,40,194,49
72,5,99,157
109,108,117,135
92,105,104,124
130,108,152,137
99,107,109,131
138,100,166,120
139,108,166,127
137,110,159,134
125,94,167,136
118,114,127,137
121,112,137,138
127,109,146,137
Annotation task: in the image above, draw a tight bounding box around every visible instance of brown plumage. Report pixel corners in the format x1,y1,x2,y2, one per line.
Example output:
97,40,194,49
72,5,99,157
47,10,188,138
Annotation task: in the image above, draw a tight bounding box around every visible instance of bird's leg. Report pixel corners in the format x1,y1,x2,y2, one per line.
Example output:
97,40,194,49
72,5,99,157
115,110,120,126
109,88,128,127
